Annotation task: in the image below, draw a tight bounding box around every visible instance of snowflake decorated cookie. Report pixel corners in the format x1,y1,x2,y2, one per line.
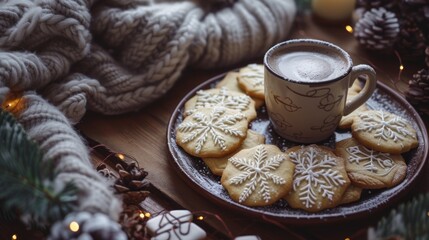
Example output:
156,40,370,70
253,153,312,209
176,107,248,158
339,185,362,205
184,88,257,121
336,138,407,189
284,145,350,212
216,72,264,109
221,144,295,206
237,64,265,100
351,110,418,154
202,129,265,176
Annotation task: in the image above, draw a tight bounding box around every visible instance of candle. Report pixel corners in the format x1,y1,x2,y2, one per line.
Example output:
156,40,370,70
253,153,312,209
312,0,356,22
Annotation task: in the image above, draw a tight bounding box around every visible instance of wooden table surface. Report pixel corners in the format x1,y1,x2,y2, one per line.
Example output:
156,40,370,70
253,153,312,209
77,14,429,239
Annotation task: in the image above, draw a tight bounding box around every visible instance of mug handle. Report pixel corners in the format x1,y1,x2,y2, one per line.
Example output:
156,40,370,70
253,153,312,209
343,64,377,116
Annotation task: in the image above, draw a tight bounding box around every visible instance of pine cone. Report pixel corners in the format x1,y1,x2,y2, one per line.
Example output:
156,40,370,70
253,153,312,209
48,212,127,240
394,17,427,60
401,0,429,36
354,8,400,50
357,0,399,11
114,162,150,205
405,68,429,115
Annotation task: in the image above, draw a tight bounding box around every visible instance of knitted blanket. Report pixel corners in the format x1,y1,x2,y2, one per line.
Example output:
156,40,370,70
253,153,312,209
0,0,296,221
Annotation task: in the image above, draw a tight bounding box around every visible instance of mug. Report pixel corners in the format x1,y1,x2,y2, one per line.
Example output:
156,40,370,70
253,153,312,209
264,39,376,143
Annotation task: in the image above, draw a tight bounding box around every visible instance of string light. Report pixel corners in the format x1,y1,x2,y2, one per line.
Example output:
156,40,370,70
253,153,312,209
116,153,125,160
427,211,429,217
139,211,151,219
399,65,404,71
69,221,80,232
197,216,204,221
345,238,351,240
345,25,353,33
12,234,17,240
2,96,22,111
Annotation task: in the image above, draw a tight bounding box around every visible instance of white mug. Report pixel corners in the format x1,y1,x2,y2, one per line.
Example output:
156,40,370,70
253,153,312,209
264,39,376,143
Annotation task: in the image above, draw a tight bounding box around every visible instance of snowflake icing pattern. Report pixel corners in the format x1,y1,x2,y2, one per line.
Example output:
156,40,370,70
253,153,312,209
241,64,264,87
355,111,415,145
187,88,250,115
346,146,394,175
229,146,286,203
290,147,346,208
178,108,245,154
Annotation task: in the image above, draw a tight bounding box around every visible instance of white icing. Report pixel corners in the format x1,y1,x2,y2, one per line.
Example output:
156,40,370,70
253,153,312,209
234,236,262,240
289,147,346,208
178,108,245,153
146,210,192,237
187,88,250,116
355,111,415,146
229,145,286,203
241,64,264,87
346,145,394,176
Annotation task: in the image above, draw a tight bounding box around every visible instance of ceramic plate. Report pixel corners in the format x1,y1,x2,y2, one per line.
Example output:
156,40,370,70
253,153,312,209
166,73,428,225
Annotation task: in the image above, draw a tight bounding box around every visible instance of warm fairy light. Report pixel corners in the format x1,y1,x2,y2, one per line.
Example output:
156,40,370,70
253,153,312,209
138,211,151,219
345,25,353,33
197,216,204,221
69,221,80,232
427,211,429,217
2,98,20,110
116,153,125,160
399,65,404,71
345,238,350,240
12,234,17,240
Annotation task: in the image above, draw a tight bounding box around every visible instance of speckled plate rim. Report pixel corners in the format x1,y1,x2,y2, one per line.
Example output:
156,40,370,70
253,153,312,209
166,73,428,225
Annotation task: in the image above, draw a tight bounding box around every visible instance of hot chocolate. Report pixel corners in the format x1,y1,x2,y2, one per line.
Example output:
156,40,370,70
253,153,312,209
268,46,349,83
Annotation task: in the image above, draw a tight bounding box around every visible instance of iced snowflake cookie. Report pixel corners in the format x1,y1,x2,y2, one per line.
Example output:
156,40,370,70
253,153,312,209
284,145,350,212
237,64,265,100
216,72,264,109
202,130,265,176
176,107,248,158
184,88,257,121
351,110,418,154
221,144,295,206
336,138,407,189
339,185,362,205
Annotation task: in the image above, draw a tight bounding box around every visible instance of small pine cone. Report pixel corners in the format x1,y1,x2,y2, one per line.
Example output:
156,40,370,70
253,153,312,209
357,0,399,11
114,162,150,204
405,68,429,115
48,212,127,240
394,17,427,60
354,8,400,50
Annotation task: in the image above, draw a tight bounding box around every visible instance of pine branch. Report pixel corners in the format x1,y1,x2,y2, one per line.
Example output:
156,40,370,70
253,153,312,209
0,110,78,227
368,193,429,240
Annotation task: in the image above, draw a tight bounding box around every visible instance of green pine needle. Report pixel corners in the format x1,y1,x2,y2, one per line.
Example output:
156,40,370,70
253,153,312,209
369,193,429,240
0,110,78,227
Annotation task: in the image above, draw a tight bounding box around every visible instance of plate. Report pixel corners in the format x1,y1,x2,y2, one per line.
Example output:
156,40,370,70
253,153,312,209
166,73,428,225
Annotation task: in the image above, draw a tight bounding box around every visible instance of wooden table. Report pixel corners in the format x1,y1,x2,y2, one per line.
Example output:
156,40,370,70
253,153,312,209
78,14,429,239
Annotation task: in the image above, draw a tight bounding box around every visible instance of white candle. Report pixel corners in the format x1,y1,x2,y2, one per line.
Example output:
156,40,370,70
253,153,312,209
312,0,356,22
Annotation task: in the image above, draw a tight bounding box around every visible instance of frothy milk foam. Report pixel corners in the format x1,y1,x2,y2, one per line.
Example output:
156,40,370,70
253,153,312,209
270,47,348,82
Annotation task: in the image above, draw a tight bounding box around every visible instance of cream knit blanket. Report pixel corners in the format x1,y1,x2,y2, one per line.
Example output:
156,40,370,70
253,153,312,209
0,0,296,221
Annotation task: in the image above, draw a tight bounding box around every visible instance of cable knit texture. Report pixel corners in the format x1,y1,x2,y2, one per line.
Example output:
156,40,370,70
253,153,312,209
0,0,296,223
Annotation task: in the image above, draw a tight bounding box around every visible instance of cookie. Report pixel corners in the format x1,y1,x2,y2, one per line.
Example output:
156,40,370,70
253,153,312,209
336,138,407,189
184,88,257,121
176,107,248,158
351,110,418,154
349,78,363,94
339,185,362,205
237,64,265,100
202,129,265,176
338,90,369,129
146,210,206,240
216,72,264,109
284,145,350,212
221,144,294,206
